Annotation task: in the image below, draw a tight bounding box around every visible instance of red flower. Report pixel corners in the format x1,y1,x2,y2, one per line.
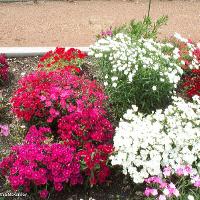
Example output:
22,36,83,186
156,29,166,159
38,47,87,73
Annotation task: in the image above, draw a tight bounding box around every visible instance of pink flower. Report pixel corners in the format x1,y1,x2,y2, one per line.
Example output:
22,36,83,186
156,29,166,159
184,165,192,175
45,100,52,107
144,187,151,197
144,188,158,197
0,124,9,136
151,189,158,196
194,180,200,188
54,183,63,191
60,90,73,98
50,93,57,100
163,166,171,177
49,108,60,118
39,189,48,199
159,182,168,189
176,167,184,176
40,95,46,101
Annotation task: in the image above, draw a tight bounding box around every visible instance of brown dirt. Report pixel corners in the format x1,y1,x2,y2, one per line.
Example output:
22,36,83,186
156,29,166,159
0,0,200,47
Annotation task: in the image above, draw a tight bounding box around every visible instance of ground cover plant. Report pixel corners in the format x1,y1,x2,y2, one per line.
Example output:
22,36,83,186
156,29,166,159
0,17,200,200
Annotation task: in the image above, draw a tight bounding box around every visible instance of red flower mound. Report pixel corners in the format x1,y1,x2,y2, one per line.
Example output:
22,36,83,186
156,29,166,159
193,48,200,64
11,69,108,123
38,47,87,73
0,126,82,199
11,69,114,186
0,54,9,84
181,69,200,98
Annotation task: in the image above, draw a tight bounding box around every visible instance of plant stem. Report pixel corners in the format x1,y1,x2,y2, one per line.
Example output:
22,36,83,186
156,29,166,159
147,0,152,18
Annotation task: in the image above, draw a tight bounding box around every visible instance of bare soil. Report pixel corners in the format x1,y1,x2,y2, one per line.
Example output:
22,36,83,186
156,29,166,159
0,0,200,47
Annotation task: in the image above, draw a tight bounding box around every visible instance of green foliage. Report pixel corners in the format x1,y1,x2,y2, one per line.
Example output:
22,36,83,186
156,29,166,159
112,16,168,40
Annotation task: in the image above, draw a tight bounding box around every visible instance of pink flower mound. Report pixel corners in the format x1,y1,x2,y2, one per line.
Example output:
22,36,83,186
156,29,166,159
0,126,82,198
11,69,114,186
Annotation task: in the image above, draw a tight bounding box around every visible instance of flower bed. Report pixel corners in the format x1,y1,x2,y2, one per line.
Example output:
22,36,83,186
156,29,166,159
0,17,200,200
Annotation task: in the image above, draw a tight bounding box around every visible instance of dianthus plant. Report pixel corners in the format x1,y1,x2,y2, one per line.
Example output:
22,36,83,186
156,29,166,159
89,33,183,120
110,96,200,184
11,69,109,126
172,33,200,70
0,126,82,199
180,69,200,98
11,69,114,185
38,47,87,72
144,165,200,200
172,33,200,98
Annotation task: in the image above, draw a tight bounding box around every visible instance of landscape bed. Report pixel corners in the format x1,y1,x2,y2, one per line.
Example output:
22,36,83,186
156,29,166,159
0,56,144,200
0,17,200,200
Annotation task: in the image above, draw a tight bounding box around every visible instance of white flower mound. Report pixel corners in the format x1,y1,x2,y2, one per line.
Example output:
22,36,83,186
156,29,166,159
88,33,183,88
110,96,200,183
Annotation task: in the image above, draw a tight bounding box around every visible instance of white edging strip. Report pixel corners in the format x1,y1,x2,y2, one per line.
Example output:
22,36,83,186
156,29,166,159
0,47,89,58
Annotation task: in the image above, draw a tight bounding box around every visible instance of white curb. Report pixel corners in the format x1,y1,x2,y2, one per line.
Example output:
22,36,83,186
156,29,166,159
0,47,89,58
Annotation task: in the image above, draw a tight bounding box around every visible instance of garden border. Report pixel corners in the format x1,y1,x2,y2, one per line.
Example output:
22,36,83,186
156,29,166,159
0,47,89,57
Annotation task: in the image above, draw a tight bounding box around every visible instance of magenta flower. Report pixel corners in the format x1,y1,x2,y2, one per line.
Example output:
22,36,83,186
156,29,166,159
39,189,49,199
194,180,200,188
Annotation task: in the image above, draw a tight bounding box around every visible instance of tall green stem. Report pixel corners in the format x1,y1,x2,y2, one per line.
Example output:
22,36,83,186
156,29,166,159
147,0,152,18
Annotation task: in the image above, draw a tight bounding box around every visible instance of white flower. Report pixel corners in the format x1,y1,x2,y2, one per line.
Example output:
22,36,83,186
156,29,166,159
110,97,200,183
158,195,166,200
112,82,117,88
111,76,118,81
104,82,108,86
88,32,183,90
163,188,170,196
152,86,157,91
188,195,195,200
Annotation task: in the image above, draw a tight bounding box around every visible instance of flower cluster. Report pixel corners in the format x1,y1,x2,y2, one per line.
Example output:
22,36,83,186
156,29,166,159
180,69,200,98
89,33,182,87
144,165,200,200
97,27,113,39
11,68,114,186
38,47,87,72
77,142,113,185
172,34,200,99
89,33,183,119
0,54,9,84
0,126,82,199
11,69,107,124
173,33,200,70
110,96,200,183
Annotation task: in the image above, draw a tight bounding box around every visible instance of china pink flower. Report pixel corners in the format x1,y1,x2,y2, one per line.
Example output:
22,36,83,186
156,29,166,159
39,189,49,199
